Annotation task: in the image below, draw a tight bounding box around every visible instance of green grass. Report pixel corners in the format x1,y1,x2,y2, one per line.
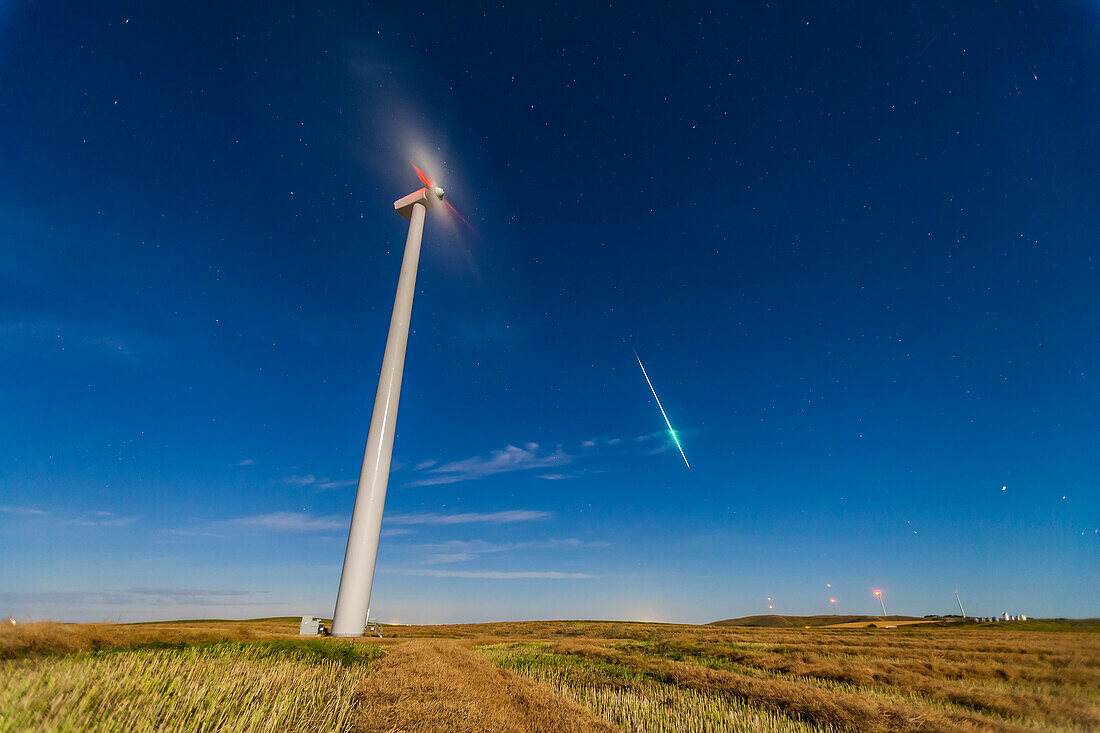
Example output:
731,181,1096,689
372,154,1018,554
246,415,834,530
0,639,383,732
83,638,382,665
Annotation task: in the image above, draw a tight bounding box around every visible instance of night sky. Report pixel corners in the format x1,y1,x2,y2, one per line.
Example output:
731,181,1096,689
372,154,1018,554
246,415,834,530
1,2,1097,623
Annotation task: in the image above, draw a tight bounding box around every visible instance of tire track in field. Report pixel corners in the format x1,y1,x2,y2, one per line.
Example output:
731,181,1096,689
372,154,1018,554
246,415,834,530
351,640,619,733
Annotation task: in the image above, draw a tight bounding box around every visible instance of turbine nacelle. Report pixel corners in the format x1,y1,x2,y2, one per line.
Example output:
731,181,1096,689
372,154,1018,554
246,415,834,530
393,186,444,219
402,163,472,228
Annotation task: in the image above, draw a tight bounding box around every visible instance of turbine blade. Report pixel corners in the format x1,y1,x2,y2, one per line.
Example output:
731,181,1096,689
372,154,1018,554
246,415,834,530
444,200,473,230
412,164,433,187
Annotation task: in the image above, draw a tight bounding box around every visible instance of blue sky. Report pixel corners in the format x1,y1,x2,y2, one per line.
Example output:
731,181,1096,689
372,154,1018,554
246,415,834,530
1,1,1097,623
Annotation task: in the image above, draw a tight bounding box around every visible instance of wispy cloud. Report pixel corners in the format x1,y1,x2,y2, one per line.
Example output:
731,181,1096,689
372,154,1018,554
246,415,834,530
420,538,605,553
419,537,608,564
234,459,256,467
427,553,477,564
581,437,623,448
162,528,226,539
0,505,49,516
403,432,681,489
0,588,268,606
174,511,422,537
230,512,346,532
0,506,136,527
284,475,356,491
583,431,674,451
406,443,569,487
385,569,592,579
387,510,551,526
0,321,158,362
317,479,356,490
67,510,138,527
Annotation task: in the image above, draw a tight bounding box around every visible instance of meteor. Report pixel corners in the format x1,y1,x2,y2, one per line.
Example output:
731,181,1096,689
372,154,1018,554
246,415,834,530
634,349,690,469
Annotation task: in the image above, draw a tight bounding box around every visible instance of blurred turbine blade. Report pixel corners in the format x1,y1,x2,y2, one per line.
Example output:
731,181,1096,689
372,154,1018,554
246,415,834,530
412,164,433,187
445,200,473,230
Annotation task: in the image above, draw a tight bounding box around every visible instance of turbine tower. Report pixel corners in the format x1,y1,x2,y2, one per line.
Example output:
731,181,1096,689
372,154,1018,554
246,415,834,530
331,181,445,637
873,589,887,617
954,589,966,618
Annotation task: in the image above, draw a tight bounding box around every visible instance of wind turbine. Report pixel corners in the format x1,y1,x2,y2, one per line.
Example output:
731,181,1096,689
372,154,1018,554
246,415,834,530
330,168,450,637
954,589,966,618
873,589,887,617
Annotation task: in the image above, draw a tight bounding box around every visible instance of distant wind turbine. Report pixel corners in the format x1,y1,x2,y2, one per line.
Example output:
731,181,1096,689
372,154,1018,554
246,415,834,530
954,589,966,618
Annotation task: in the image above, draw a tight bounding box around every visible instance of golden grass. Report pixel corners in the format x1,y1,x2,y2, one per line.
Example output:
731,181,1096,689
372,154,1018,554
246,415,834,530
351,639,617,733
452,622,1097,732
0,618,299,659
3,618,1098,732
0,640,383,733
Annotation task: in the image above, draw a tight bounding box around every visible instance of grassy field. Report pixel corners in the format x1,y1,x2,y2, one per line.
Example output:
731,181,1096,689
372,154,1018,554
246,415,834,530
0,639,383,732
2,618,1098,732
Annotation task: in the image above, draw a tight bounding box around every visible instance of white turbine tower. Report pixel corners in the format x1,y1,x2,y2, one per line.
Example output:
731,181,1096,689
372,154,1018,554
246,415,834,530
954,589,966,618
330,176,446,638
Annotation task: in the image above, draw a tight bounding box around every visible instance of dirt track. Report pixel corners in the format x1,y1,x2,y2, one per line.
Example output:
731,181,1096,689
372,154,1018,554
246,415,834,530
351,639,618,733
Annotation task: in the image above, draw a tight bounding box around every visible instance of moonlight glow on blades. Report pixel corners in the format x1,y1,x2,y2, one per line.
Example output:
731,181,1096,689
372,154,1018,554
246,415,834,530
414,163,472,228
634,350,691,470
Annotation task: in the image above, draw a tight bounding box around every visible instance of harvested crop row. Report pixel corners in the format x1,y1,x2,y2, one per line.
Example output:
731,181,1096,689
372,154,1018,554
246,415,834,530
619,639,1100,725
481,642,838,733
552,640,1039,733
659,635,1100,685
352,639,618,733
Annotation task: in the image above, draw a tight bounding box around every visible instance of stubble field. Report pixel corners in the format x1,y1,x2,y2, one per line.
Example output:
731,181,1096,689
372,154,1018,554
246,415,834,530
1,617,1097,732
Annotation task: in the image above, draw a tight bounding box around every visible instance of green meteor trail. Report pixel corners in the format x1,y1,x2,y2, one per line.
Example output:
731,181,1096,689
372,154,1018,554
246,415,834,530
634,350,691,469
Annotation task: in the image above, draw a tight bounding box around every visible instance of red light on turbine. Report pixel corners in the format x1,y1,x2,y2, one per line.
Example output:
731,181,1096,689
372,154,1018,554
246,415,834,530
411,165,474,230
873,590,882,597
412,163,433,187
445,199,472,228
